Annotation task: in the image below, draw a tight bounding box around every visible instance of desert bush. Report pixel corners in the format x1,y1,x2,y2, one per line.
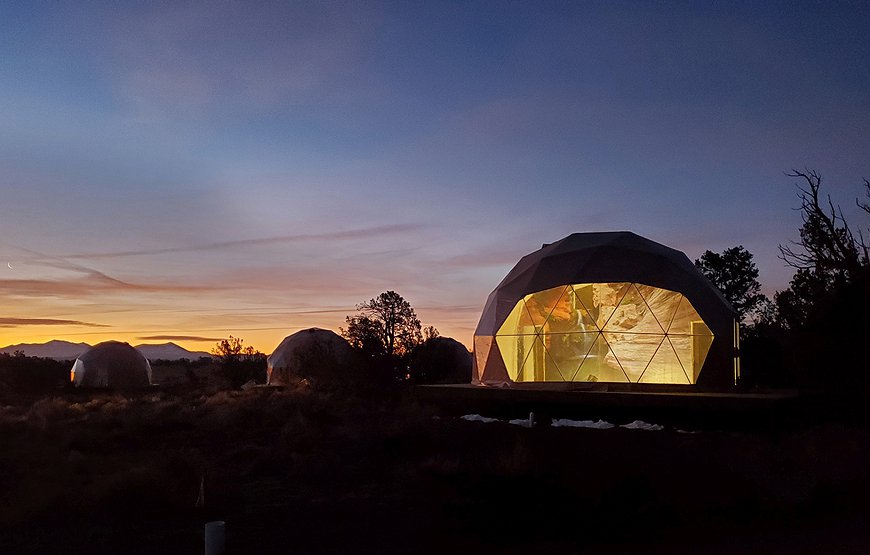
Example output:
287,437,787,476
0,353,69,393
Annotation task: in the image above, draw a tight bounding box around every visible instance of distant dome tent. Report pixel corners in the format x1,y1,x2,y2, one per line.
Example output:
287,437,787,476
410,337,473,384
473,232,739,388
267,328,353,385
70,341,152,388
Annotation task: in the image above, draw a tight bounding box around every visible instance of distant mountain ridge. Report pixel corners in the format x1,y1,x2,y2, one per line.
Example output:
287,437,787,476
0,340,89,359
0,340,212,361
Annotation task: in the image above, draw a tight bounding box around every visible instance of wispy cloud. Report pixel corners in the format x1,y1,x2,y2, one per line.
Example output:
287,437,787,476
0,243,229,298
9,243,144,286
0,277,225,299
0,317,108,328
48,223,425,260
136,334,223,342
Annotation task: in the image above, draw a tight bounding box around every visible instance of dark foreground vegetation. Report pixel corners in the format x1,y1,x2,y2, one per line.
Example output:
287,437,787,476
2,385,870,554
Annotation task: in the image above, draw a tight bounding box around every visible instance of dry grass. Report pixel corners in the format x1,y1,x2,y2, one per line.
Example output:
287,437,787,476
1,387,870,554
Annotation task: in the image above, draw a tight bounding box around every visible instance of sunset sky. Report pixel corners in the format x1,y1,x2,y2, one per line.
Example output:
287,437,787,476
2,1,869,353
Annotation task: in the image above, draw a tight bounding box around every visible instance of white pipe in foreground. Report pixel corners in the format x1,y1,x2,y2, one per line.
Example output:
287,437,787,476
205,521,226,555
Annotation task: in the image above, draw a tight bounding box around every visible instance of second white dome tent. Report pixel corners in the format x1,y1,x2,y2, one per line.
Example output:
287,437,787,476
70,341,152,388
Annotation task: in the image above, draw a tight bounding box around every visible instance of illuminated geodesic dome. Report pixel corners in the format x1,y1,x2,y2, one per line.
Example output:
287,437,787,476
473,232,739,387
70,341,152,388
267,328,353,385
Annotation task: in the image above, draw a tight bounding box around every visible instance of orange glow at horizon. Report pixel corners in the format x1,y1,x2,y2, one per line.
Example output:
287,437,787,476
0,231,485,355
0,318,476,354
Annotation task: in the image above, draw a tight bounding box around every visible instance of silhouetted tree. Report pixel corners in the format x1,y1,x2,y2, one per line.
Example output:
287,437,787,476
341,313,385,358
342,291,432,384
778,169,869,281
342,291,423,358
423,325,439,341
212,336,266,387
694,246,783,387
771,170,870,392
775,169,870,330
695,246,768,324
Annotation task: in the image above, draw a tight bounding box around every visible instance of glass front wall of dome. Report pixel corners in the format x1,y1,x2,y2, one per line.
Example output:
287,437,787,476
495,283,713,384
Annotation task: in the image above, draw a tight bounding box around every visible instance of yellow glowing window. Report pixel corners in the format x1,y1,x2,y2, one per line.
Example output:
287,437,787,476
495,283,713,384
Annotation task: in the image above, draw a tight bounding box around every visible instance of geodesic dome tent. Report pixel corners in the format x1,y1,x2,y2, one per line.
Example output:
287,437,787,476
473,232,739,388
70,341,152,388
267,328,353,385
410,337,473,384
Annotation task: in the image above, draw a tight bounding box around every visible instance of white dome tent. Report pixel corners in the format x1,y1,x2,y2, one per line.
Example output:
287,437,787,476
267,328,353,385
473,232,739,388
70,341,152,388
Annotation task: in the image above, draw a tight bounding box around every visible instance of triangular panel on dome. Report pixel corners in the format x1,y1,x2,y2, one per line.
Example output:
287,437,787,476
590,282,632,330
668,334,713,383
540,341,567,381
635,284,682,333
518,335,547,382
568,284,603,331
496,334,537,381
572,333,629,382
496,299,534,335
473,336,494,381
671,334,714,382
517,335,550,382
543,332,598,381
603,284,665,334
603,332,663,382
523,285,570,328
639,338,690,384
691,334,714,382
667,296,712,335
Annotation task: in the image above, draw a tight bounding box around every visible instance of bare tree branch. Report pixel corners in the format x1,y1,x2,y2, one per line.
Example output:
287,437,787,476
778,169,866,279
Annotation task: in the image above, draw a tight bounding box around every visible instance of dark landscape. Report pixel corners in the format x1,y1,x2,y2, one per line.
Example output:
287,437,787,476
2,381,870,554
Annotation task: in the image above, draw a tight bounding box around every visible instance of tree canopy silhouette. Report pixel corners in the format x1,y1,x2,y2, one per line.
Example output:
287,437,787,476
342,291,424,358
695,245,768,324
212,335,265,387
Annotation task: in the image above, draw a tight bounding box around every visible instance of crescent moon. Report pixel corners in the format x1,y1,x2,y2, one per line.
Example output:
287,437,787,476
6,263,12,270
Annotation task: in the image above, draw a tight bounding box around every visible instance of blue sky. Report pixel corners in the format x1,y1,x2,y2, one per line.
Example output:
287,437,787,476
1,1,869,350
